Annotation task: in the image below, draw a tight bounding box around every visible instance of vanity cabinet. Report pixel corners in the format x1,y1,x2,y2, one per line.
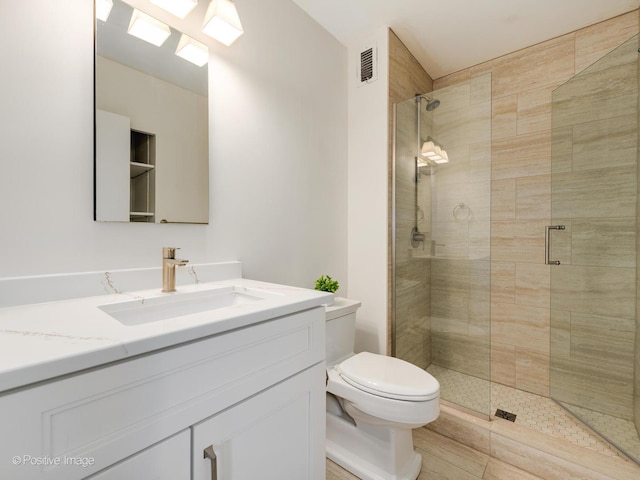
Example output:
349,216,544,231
89,431,190,480
0,307,325,480
95,109,130,222
193,365,325,480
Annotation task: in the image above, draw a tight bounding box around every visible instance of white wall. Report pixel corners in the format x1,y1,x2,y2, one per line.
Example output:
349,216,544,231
346,29,390,354
0,0,347,293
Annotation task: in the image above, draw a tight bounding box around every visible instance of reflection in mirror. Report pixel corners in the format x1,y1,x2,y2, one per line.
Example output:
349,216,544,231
95,0,209,224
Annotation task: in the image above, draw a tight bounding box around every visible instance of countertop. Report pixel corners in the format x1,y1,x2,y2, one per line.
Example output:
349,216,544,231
0,278,332,393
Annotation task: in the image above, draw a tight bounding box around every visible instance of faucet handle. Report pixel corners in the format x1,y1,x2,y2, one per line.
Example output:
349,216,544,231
163,247,179,259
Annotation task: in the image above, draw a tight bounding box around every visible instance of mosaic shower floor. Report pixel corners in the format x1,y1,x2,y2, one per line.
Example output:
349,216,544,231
426,364,640,461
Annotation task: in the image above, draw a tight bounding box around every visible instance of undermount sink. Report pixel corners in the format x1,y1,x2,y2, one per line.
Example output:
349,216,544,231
98,287,263,326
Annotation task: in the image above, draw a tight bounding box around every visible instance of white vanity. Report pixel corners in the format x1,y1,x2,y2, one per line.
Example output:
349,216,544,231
0,263,330,480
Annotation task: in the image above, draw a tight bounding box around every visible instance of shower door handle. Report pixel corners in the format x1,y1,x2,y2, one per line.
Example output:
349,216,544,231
545,225,565,265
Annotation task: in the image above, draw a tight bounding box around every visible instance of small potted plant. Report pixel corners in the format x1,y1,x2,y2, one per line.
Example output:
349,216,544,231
314,274,339,294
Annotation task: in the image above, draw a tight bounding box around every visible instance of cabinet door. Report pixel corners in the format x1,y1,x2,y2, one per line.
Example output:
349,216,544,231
95,109,130,222
87,431,189,480
192,363,326,480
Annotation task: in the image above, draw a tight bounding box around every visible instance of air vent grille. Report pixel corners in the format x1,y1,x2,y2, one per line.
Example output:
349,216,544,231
357,43,377,86
360,48,374,82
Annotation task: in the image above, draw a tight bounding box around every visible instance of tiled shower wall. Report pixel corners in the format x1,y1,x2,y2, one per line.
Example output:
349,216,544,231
433,11,639,398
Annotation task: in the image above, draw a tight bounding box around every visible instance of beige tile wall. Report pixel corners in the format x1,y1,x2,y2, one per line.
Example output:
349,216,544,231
635,10,640,440
433,10,640,398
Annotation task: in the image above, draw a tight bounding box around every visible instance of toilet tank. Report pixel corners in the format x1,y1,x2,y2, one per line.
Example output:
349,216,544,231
325,297,361,367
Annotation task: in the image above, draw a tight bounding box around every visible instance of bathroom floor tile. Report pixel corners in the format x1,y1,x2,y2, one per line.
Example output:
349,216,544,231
326,459,360,480
426,364,636,460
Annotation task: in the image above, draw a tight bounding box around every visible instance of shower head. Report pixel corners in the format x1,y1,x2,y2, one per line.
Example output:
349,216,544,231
416,94,441,111
425,98,440,111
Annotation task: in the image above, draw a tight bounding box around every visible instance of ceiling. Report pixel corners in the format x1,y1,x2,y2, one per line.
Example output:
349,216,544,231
290,0,640,79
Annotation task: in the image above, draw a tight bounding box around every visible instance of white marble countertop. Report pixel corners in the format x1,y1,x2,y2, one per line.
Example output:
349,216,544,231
0,278,332,393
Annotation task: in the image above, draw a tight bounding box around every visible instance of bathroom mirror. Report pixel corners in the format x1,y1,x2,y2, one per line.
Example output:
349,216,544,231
94,0,209,224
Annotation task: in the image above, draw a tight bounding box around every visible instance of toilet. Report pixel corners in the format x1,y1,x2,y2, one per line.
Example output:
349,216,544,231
325,298,440,480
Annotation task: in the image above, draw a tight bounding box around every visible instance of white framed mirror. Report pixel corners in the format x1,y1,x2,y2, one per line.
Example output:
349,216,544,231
94,0,209,224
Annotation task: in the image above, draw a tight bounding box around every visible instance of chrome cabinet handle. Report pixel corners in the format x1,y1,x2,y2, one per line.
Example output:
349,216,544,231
204,445,218,480
545,225,565,265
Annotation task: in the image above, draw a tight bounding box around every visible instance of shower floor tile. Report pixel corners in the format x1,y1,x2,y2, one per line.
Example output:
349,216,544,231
426,365,638,460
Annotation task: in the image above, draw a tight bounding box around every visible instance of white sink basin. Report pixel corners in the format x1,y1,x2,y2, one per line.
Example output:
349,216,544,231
99,287,263,326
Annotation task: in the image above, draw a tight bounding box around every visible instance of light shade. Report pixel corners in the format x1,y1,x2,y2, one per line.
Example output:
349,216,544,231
432,149,449,164
420,140,436,158
202,0,244,46
420,140,449,164
96,0,113,21
151,0,198,19
128,9,171,47
175,34,209,66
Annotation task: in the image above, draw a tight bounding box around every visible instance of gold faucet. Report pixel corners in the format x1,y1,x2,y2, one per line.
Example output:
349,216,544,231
162,247,189,292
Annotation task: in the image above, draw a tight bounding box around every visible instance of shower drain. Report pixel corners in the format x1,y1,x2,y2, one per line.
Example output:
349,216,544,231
495,409,517,422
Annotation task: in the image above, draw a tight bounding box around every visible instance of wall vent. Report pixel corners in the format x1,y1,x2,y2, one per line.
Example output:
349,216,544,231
357,43,377,86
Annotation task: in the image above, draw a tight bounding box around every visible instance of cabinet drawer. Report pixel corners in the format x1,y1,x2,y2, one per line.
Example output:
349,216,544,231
0,307,324,480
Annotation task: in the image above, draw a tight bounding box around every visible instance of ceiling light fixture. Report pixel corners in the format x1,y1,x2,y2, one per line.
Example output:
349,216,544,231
96,0,114,21
127,8,171,47
201,0,244,46
150,0,198,19
175,34,209,66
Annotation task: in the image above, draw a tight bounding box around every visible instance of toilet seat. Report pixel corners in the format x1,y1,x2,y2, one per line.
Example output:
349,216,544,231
336,352,439,401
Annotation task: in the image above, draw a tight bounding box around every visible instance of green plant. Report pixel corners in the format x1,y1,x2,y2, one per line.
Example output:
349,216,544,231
314,274,339,293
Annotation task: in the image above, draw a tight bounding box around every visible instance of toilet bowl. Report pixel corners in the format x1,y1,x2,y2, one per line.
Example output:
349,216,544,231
325,298,440,480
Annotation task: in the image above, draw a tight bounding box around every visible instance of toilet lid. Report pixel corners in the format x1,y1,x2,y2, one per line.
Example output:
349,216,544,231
336,352,440,401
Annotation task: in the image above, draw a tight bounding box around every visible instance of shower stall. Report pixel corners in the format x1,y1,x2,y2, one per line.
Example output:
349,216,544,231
393,33,640,464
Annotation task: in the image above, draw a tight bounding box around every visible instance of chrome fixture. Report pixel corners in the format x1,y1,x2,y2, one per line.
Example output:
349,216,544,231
416,94,440,112
162,247,189,292
415,94,448,166
411,227,425,248
544,225,565,265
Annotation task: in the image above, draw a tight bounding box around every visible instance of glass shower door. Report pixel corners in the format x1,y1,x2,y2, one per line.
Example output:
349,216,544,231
393,74,492,417
549,34,640,463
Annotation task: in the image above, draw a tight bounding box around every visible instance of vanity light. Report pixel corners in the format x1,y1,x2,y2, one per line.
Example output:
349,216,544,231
128,8,171,47
430,146,444,162
151,0,198,19
432,149,449,164
175,34,209,66
420,140,449,164
201,0,244,46
96,0,113,21
420,140,436,158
